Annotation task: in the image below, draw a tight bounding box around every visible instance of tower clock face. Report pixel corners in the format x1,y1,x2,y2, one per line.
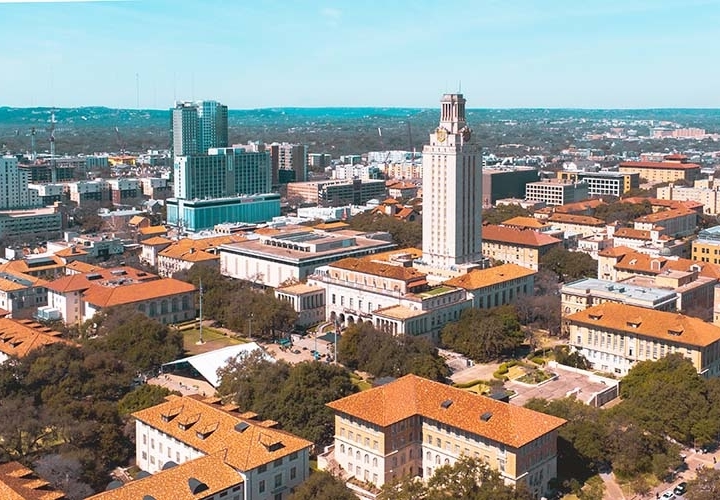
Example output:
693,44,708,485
436,127,447,143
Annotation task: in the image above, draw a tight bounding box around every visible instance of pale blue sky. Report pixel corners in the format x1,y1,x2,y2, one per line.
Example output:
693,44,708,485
0,0,719,109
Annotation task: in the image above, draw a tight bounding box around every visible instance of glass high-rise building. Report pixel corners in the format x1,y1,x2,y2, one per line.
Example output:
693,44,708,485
171,100,228,157
173,147,271,200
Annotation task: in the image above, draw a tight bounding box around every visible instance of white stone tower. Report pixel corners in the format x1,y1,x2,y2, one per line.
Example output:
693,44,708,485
421,93,482,269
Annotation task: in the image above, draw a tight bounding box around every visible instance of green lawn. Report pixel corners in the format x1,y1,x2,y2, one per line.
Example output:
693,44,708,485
182,327,245,355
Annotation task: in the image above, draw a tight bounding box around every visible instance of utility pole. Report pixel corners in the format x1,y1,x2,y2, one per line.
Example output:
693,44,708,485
197,278,204,345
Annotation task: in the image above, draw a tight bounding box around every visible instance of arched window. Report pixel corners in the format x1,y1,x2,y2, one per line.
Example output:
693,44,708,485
149,302,157,317
364,454,369,464
373,457,378,467
172,297,179,312
182,295,190,310
356,451,360,461
340,444,345,454
160,300,168,315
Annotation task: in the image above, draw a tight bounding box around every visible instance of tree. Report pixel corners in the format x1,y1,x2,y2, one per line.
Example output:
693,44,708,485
118,384,177,416
482,205,531,225
379,456,532,500
338,322,449,381
440,306,524,363
217,352,356,447
288,471,356,500
34,454,94,500
90,308,183,374
687,467,720,500
540,247,597,282
615,354,717,447
347,211,422,248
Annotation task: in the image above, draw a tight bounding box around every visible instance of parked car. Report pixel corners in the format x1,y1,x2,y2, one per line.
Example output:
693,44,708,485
660,490,676,500
673,482,687,496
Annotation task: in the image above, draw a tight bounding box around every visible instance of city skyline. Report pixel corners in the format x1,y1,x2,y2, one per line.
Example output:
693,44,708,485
1,0,719,109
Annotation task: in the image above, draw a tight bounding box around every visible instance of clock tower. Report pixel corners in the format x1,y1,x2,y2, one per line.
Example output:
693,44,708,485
421,93,482,269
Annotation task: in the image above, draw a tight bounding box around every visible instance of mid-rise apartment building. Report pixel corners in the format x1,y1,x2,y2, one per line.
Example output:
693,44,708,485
555,170,639,197
323,375,566,498
525,180,589,206
172,100,228,157
657,177,720,215
174,147,272,200
286,178,386,207
0,155,41,209
618,156,701,184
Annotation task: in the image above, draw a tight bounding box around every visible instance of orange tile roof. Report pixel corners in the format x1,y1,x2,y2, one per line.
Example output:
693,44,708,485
2,257,65,275
395,207,417,220
138,225,168,235
0,318,76,358
53,246,88,257
444,263,536,290
0,461,65,500
381,198,400,205
65,261,103,274
327,375,566,449
502,216,548,229
128,215,148,226
482,225,562,248
633,208,696,223
613,228,653,241
367,248,423,262
0,266,49,292
142,236,173,246
566,303,720,347
313,221,350,230
598,245,633,258
47,267,158,294
548,213,605,226
330,257,427,282
159,247,218,262
86,451,242,500
609,250,720,279
82,278,196,308
132,395,312,471
619,161,700,170
554,199,606,214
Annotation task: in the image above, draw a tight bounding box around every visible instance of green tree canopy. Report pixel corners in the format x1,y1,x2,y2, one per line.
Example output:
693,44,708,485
288,470,356,500
347,211,422,248
88,308,183,374
379,456,533,500
539,247,597,282
482,204,532,225
338,322,449,381
440,306,525,363
217,352,356,447
687,467,720,500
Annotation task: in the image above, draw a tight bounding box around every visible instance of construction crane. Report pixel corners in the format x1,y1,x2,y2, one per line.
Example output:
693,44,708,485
115,126,126,155
49,111,57,182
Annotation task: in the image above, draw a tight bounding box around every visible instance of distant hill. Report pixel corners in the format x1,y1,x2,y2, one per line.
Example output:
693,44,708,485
0,106,718,157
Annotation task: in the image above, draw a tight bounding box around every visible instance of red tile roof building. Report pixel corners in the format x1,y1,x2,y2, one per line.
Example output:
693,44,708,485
481,224,563,271
126,394,312,500
46,266,196,325
321,374,565,498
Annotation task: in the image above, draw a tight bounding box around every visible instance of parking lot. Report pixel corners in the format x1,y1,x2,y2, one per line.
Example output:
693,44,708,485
263,332,336,364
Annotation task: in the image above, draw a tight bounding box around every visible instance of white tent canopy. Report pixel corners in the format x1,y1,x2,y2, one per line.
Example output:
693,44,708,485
161,342,272,388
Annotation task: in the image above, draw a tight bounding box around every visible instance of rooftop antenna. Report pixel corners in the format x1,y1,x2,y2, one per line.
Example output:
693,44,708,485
49,111,57,182
30,127,36,162
136,73,140,109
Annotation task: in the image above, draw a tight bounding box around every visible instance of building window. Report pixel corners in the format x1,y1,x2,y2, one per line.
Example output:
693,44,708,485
259,480,265,493
274,473,282,488
259,464,267,474
290,466,297,480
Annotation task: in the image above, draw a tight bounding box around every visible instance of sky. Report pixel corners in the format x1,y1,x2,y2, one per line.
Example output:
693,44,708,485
0,0,719,109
